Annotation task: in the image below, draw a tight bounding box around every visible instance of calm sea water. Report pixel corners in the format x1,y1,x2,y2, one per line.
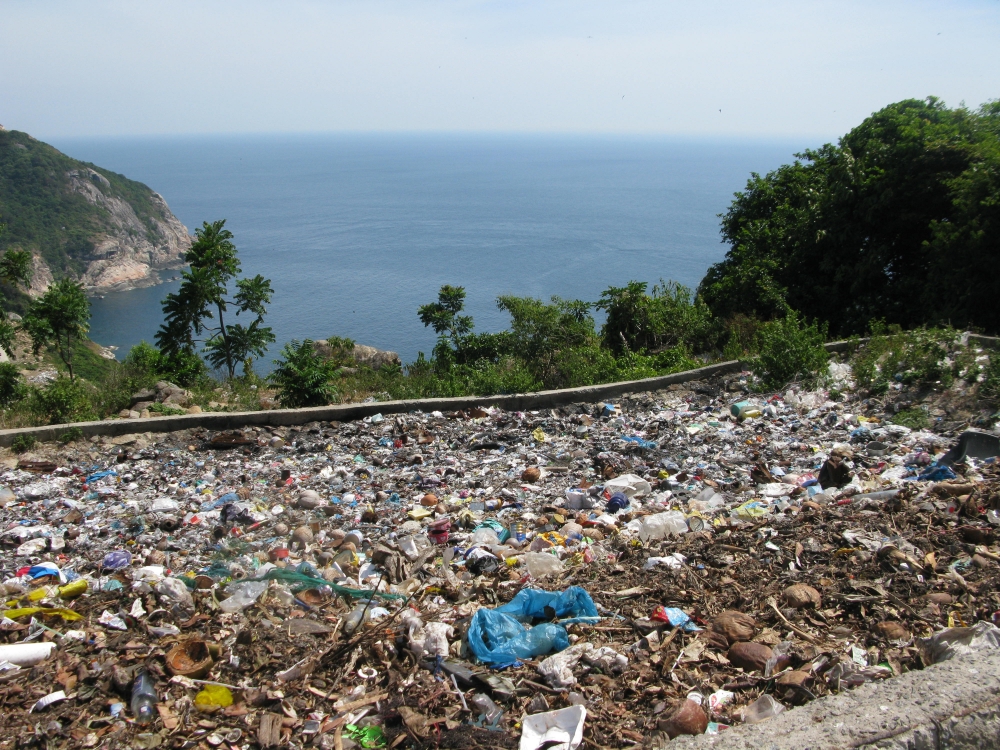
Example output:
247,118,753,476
52,134,804,369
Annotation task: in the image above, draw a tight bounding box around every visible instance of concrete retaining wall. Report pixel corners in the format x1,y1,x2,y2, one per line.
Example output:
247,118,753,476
3,333,995,449
670,650,1000,749
0,359,745,447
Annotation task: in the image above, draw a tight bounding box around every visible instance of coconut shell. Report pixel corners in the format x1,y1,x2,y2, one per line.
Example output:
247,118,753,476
420,493,439,507
775,670,813,688
875,621,910,640
657,699,708,739
711,611,758,645
166,639,214,679
784,583,822,609
521,467,541,483
728,641,773,672
296,490,324,509
291,525,314,547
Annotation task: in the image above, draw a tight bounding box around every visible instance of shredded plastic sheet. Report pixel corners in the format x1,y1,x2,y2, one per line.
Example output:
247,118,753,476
258,568,406,600
3,606,82,621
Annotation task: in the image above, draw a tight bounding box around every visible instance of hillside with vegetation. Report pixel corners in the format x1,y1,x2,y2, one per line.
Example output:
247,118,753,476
1,97,999,436
0,126,190,297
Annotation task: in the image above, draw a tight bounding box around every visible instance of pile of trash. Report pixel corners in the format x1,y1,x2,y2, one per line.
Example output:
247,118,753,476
3,369,1000,749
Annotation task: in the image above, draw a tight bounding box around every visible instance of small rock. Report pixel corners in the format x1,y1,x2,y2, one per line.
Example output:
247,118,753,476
973,554,992,569
711,611,758,645
727,641,773,672
187,405,203,414
521,467,541,483
658,698,708,739
784,583,822,609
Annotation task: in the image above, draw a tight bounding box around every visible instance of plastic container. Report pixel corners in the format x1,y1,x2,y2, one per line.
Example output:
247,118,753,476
470,693,503,724
218,580,268,613
343,600,374,635
637,511,688,542
522,552,565,578
742,694,785,724
0,642,56,666
130,668,158,725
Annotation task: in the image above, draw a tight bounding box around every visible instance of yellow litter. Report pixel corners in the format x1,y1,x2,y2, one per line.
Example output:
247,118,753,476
195,684,233,709
3,606,83,621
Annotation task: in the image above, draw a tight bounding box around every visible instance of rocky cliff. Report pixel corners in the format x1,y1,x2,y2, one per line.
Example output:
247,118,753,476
0,126,191,294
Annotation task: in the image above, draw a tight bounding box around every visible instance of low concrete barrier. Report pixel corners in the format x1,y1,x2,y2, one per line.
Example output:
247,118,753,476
3,333,989,449
670,650,1000,749
0,359,745,447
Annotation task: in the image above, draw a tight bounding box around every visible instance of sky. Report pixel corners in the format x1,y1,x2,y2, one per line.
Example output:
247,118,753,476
2,0,998,140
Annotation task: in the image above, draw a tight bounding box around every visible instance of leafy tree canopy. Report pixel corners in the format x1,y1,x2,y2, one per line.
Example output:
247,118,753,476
698,97,1000,335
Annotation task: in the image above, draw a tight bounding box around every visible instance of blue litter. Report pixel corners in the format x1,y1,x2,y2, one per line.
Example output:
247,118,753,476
657,606,702,632
466,587,600,666
919,465,957,482
621,436,658,450
86,470,118,484
606,492,630,513
201,492,239,511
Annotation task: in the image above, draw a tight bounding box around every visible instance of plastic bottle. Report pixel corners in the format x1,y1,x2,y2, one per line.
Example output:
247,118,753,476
343,600,373,635
218,580,268,613
131,668,158,725
470,693,503,724
742,694,785,724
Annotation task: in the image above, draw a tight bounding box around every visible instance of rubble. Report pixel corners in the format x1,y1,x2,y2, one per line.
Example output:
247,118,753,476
3,368,1000,748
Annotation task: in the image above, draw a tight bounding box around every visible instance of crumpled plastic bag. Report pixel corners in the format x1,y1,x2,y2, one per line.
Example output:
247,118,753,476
466,587,599,665
920,621,1000,665
603,474,652,498
520,705,586,750
538,642,629,689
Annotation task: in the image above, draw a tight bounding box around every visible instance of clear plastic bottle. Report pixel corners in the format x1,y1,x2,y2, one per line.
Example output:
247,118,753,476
470,693,503,724
131,668,158,725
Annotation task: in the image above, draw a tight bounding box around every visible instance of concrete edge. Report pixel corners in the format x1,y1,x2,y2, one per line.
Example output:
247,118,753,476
0,359,745,448
2,333,993,449
669,649,1000,749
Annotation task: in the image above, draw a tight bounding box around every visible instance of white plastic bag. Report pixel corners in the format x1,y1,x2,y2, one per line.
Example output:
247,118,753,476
523,552,565,579
520,705,586,750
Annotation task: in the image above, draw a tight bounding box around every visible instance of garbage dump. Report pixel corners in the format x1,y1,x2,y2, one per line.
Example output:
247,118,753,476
4,368,1000,748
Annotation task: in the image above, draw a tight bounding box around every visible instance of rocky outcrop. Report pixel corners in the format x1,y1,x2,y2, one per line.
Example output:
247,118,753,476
313,340,401,370
62,169,191,293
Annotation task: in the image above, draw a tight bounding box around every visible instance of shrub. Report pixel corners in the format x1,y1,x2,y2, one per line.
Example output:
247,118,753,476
31,376,96,425
148,402,186,416
124,341,164,374
11,434,36,453
58,427,84,444
597,280,715,355
851,324,954,393
0,362,26,406
271,340,340,408
750,312,829,391
892,407,930,430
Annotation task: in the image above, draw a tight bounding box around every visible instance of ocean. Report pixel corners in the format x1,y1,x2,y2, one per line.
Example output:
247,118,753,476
52,134,806,369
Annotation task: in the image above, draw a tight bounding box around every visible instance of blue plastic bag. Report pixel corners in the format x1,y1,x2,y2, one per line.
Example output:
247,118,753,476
466,587,599,665
919,465,957,482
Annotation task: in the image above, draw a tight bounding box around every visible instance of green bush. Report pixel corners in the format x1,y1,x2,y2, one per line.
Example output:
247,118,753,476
31,376,96,424
597,280,716,355
750,312,829,391
58,427,84,444
11,434,36,453
0,362,26,406
851,324,954,393
271,340,340,408
891,407,930,430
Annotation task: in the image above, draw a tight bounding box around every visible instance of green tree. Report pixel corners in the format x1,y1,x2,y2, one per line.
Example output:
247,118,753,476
23,278,90,380
270,339,340,408
699,97,998,335
597,280,715,355
418,284,474,367
0,223,32,357
155,220,275,378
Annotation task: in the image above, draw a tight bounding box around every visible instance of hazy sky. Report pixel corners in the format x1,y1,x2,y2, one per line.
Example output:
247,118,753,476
3,0,998,139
